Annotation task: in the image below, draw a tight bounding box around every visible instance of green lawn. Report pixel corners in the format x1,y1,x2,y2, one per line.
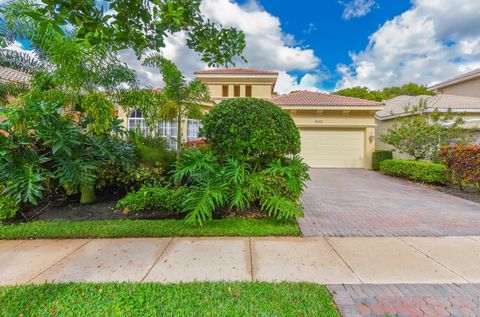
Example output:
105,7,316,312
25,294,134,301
0,218,301,239
0,282,339,317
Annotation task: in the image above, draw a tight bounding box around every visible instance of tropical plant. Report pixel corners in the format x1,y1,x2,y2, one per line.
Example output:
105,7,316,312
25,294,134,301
3,0,246,66
202,98,301,162
380,101,467,160
138,55,211,159
172,149,308,225
0,186,19,222
0,100,135,205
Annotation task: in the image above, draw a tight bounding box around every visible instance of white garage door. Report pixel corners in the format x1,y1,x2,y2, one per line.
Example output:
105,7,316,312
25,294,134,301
300,129,365,168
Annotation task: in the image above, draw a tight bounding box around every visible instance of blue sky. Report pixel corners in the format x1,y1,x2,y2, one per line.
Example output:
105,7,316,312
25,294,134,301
4,0,480,93
238,0,411,90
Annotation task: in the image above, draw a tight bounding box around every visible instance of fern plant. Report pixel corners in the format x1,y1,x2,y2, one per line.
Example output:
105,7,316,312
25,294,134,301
173,148,309,225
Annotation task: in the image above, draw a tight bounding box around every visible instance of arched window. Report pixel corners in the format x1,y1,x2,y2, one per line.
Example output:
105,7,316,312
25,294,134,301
128,109,148,136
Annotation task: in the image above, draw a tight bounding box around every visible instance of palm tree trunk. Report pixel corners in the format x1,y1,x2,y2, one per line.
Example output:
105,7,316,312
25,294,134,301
176,112,182,160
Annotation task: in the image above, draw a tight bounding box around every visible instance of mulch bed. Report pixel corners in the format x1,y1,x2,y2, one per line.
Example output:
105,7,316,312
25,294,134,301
430,185,480,204
11,194,266,223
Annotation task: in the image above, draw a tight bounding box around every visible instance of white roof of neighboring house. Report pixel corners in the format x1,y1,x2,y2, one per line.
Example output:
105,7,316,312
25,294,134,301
376,94,480,120
429,68,480,91
0,66,31,84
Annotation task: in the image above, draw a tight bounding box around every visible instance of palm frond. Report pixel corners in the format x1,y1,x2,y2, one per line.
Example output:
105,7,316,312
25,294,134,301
0,49,44,74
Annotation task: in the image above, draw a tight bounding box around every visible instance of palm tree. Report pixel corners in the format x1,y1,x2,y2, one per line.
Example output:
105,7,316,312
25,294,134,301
0,0,140,204
142,55,211,159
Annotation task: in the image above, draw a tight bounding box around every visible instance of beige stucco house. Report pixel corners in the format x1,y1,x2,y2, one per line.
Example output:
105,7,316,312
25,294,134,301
375,94,480,159
124,68,384,169
429,68,480,98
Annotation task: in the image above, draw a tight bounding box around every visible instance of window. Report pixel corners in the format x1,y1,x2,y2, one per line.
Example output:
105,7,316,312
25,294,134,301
158,121,178,150
187,119,202,141
234,85,240,97
128,109,148,136
222,85,229,97
245,85,252,97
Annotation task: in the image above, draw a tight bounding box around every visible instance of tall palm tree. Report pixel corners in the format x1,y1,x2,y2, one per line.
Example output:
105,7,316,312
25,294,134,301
0,0,140,204
143,55,211,159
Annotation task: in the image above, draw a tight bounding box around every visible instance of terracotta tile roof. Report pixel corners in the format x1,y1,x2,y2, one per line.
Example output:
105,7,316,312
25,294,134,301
376,94,480,120
0,66,31,84
272,90,383,107
194,68,278,75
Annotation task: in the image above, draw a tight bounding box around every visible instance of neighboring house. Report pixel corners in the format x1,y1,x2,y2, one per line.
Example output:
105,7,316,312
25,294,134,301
124,68,384,169
375,94,480,159
429,68,480,98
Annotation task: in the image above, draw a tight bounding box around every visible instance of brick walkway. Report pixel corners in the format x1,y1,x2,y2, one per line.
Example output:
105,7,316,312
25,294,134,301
299,169,480,237
328,284,480,317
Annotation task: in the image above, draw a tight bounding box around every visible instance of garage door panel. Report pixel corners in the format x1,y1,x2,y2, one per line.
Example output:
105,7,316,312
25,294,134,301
300,129,365,168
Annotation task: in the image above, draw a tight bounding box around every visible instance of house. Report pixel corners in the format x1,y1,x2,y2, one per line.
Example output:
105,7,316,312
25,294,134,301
124,68,384,169
429,68,480,98
375,94,480,158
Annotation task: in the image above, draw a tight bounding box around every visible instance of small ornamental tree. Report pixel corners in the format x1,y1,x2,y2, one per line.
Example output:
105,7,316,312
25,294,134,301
380,101,466,161
437,145,480,190
202,98,301,163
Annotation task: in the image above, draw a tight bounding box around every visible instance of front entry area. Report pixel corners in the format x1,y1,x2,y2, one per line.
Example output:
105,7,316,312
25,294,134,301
299,128,365,168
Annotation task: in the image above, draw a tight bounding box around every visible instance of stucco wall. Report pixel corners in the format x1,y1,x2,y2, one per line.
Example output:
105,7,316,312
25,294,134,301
288,109,377,169
436,77,480,98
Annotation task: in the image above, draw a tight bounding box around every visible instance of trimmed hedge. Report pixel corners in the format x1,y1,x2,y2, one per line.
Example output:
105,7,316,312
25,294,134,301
372,150,393,170
379,159,448,184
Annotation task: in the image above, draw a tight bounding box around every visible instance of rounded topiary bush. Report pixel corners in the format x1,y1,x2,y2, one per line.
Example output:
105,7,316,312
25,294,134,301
202,98,300,160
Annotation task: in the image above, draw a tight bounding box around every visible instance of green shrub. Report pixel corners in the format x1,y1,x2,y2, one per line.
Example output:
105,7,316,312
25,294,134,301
202,98,300,161
116,186,188,212
173,149,309,225
372,150,393,170
379,159,447,184
0,187,19,222
438,145,480,190
129,132,177,170
96,162,165,193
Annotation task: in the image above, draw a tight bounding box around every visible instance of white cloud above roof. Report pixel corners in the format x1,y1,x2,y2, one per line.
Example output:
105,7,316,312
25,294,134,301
336,0,480,90
119,0,322,91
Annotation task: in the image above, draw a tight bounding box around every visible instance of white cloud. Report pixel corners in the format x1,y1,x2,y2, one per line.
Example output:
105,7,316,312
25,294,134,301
340,0,377,20
336,0,480,90
120,0,322,92
275,72,328,94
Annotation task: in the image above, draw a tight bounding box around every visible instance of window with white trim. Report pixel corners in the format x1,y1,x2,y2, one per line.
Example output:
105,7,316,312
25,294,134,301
128,109,148,136
158,120,178,150
187,119,202,142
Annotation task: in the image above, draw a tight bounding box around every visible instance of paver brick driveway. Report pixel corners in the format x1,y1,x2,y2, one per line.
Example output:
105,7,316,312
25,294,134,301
298,169,480,237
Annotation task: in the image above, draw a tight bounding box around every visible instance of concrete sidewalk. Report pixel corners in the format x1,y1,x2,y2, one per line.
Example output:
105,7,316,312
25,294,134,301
1,236,480,286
